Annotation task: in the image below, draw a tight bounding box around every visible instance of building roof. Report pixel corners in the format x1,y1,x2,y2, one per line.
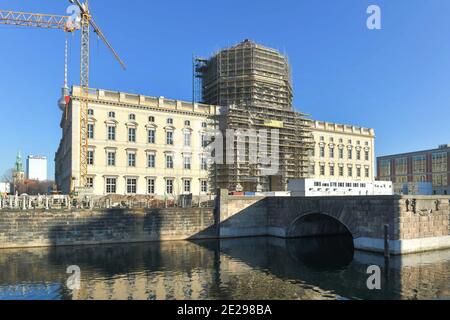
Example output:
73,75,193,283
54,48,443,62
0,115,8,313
377,144,450,159
311,120,375,137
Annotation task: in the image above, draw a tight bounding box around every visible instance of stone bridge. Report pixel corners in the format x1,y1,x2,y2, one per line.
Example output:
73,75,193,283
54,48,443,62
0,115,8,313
216,189,450,255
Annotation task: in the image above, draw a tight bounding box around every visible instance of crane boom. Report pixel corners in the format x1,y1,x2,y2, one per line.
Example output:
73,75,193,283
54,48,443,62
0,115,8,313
0,10,69,30
0,1,125,192
89,17,126,70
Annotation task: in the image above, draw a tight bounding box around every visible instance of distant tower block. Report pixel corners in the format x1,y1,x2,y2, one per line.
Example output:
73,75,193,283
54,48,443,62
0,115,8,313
27,155,48,181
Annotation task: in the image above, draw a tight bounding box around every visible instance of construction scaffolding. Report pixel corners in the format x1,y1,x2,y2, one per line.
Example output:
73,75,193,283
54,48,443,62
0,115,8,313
196,40,314,192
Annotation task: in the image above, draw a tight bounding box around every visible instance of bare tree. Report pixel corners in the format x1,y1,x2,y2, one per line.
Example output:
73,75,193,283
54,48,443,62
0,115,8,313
1,168,13,183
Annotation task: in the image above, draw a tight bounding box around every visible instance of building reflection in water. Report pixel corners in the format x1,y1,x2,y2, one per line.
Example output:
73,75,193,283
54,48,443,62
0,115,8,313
0,237,449,300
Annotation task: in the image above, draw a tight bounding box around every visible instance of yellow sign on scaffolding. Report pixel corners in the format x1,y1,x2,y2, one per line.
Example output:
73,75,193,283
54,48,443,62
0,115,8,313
264,120,284,128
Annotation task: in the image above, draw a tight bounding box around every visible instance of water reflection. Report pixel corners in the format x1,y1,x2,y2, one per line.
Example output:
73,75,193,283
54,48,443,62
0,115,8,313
286,236,354,271
0,237,449,300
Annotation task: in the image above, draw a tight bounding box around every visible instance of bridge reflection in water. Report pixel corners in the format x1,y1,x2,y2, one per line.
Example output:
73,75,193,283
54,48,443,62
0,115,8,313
0,237,449,300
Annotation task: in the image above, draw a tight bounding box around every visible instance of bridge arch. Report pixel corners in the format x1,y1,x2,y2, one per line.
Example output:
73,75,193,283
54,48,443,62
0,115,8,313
287,212,354,239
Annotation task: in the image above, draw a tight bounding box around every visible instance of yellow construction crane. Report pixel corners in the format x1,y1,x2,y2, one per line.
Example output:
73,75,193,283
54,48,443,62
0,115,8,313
0,0,125,193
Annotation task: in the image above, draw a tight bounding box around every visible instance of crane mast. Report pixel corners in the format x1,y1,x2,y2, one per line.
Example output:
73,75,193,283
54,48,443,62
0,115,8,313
79,7,90,190
0,1,125,192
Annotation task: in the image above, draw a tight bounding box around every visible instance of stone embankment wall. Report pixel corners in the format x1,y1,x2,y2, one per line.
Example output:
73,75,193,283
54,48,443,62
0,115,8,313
0,208,216,249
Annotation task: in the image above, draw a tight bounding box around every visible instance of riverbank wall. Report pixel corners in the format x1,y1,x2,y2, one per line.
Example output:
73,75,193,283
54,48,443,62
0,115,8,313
0,208,216,249
1,192,449,255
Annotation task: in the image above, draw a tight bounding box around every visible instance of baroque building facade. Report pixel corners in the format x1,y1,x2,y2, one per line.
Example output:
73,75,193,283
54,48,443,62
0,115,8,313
310,121,376,182
55,86,219,196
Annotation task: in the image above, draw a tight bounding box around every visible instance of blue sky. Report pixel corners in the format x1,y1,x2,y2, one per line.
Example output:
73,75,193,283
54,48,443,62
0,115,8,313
1,0,450,179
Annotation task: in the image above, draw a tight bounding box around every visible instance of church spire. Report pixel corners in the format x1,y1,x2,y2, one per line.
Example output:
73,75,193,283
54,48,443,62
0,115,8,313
14,150,23,173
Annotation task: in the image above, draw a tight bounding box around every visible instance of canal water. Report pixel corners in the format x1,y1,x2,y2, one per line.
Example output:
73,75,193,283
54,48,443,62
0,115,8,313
0,236,449,300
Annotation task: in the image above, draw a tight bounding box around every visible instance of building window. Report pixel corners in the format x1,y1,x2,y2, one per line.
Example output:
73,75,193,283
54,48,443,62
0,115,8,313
184,120,191,127
148,129,156,144
148,116,155,123
129,114,136,121
432,174,448,187
330,166,335,176
147,178,155,194
339,149,344,159
167,118,173,125
339,166,344,177
108,111,115,118
395,157,408,175
88,109,94,116
320,165,325,176
310,165,315,175
413,175,427,182
365,168,370,178
201,180,208,193
107,151,116,166
107,126,116,141
86,177,94,188
357,167,361,177
184,155,191,170
201,134,208,148
356,150,361,161
184,132,191,147
329,147,334,158
88,123,95,139
166,131,173,145
147,154,155,168
380,159,391,177
128,128,136,142
87,150,94,165
106,178,117,194
365,150,369,161
413,155,426,174
348,166,353,177
128,153,136,167
126,178,137,194
432,152,447,173
201,122,207,128
166,154,174,169
166,179,174,194
184,180,191,193
320,146,325,158
396,176,408,183
201,157,208,171
348,149,353,160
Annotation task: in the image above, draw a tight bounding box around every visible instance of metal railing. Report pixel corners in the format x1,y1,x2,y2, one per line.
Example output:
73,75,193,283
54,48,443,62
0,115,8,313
0,194,216,211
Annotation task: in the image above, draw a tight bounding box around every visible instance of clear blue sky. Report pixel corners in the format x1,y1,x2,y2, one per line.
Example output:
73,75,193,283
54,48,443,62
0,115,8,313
1,0,450,179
